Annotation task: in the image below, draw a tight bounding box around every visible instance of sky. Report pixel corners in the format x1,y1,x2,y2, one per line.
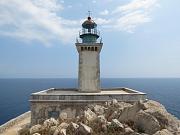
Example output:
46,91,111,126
0,0,180,78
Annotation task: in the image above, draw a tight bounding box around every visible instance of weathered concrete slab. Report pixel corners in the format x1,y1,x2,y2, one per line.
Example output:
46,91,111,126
30,87,146,103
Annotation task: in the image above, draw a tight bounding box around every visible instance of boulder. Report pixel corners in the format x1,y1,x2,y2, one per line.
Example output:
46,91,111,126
134,110,160,134
125,127,134,134
93,105,105,115
66,122,79,135
105,101,111,107
146,109,180,132
97,115,107,124
61,129,67,135
119,101,144,122
87,104,95,111
110,119,124,131
144,100,180,132
59,112,68,121
84,108,97,122
105,105,120,121
112,99,118,106
43,118,58,128
108,111,119,121
106,102,133,121
145,108,168,128
53,129,59,135
30,124,42,134
153,129,173,135
112,119,124,128
58,122,69,130
53,128,66,135
89,115,107,133
111,99,133,109
49,126,57,135
70,122,79,129
53,123,68,135
143,100,166,111
76,123,93,135
118,102,133,109
107,121,111,126
107,119,124,134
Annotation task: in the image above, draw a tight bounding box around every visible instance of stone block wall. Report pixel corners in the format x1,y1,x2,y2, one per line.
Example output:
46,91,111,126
30,102,87,125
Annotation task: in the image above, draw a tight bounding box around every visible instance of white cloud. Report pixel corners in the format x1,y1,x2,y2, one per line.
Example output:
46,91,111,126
32,0,64,12
113,10,151,33
112,0,158,14
109,0,159,33
99,10,109,16
0,0,79,46
95,18,111,25
0,0,159,46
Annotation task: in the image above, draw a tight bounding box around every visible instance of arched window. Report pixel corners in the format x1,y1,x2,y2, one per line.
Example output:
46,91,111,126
88,47,90,51
95,47,98,51
91,47,94,51
85,47,87,50
81,47,84,51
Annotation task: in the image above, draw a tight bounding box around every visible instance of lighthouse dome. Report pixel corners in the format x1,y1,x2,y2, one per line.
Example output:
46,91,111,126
82,17,97,29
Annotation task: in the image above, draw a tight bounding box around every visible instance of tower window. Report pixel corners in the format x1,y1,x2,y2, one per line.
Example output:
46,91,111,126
95,47,98,51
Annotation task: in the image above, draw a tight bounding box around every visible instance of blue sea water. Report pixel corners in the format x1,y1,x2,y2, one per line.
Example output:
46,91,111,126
0,78,180,125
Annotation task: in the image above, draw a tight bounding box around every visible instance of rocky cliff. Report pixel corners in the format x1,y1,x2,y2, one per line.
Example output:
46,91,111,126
20,99,180,135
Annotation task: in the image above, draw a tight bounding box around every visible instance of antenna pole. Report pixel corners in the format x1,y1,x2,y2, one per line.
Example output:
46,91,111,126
88,11,91,17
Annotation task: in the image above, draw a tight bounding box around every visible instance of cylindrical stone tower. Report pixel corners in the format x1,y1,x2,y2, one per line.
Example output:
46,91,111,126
76,15,103,92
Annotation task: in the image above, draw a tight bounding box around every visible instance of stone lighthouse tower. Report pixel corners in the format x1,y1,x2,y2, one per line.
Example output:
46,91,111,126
76,15,103,92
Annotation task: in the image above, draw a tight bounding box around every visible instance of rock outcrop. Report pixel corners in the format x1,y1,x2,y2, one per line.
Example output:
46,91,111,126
22,99,180,135
76,122,93,135
30,124,42,134
43,118,58,128
144,100,180,133
153,129,173,135
134,110,160,134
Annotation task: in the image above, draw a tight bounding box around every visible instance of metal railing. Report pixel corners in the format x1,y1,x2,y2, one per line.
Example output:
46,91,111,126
79,28,100,37
76,37,102,43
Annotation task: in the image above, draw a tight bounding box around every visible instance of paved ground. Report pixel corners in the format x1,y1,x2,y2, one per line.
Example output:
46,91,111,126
42,90,130,95
1,116,30,135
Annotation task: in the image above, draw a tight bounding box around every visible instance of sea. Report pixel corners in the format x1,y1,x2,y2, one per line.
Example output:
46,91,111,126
0,78,180,125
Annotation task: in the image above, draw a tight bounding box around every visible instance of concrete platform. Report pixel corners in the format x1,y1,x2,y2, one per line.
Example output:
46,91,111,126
30,87,147,103
30,87,146,125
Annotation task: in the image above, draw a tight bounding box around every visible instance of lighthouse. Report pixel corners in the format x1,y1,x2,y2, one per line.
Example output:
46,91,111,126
30,14,147,126
76,15,103,92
